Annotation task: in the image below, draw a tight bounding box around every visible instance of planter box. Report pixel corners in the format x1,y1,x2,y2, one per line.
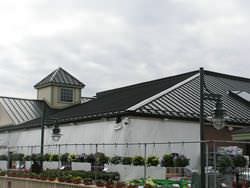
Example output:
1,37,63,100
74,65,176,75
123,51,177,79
107,164,165,181
0,161,7,170
43,161,59,170
72,162,91,171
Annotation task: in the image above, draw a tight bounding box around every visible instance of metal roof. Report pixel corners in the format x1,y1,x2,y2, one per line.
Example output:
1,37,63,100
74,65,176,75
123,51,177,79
34,67,85,89
1,69,250,132
135,73,250,124
0,97,43,125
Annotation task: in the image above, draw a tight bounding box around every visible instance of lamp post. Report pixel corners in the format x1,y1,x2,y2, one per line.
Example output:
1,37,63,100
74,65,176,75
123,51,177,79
200,67,225,188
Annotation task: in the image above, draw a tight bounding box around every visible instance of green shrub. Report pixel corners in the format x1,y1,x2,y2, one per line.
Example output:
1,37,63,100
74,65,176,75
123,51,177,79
50,154,59,161
0,155,8,161
122,157,132,165
110,156,122,165
217,155,234,174
95,152,109,165
11,153,24,161
60,153,70,162
24,155,31,161
161,154,174,167
132,156,145,166
174,155,189,167
233,155,247,167
43,153,51,161
147,156,160,166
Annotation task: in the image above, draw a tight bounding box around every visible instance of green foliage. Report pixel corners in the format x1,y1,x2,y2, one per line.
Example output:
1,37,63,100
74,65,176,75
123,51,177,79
174,155,190,167
217,155,234,174
60,153,70,162
86,153,96,163
122,157,132,165
110,156,122,165
161,154,174,167
233,155,247,167
11,153,24,161
24,155,31,161
132,156,145,166
0,155,8,161
147,156,160,166
43,153,51,161
50,154,59,161
95,152,109,165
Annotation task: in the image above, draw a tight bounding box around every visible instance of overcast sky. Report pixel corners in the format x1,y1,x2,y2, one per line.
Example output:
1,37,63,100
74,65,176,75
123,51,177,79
0,0,249,98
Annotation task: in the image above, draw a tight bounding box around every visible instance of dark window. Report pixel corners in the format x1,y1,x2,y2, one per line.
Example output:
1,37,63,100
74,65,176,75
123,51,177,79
60,88,73,102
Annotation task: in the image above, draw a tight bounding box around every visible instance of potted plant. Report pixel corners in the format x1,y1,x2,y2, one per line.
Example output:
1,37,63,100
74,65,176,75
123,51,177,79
83,178,93,185
95,152,109,165
233,155,247,167
147,156,160,166
122,157,132,165
50,154,59,161
43,153,51,161
116,181,127,188
132,156,145,166
72,176,82,184
161,154,174,167
110,156,122,165
174,155,190,167
24,155,31,161
0,171,6,176
60,153,70,162
86,153,96,163
217,155,234,174
0,155,7,161
96,179,105,187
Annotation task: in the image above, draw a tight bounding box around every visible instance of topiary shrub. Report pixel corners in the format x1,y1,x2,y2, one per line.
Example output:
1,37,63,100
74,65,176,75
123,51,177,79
132,156,145,166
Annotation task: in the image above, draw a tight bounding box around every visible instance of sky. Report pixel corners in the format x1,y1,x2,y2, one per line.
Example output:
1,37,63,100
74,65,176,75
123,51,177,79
0,0,250,98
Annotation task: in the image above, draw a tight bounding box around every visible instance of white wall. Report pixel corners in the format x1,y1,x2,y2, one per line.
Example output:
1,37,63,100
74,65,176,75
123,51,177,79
0,117,200,169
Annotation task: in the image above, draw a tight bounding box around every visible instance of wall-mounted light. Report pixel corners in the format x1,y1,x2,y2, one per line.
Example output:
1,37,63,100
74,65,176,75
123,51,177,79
51,124,62,142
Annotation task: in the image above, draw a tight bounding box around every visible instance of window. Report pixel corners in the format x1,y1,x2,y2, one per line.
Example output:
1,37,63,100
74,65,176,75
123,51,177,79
60,88,73,102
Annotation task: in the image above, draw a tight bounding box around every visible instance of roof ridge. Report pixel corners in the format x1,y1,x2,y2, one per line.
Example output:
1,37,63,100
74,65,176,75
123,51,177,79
97,70,198,97
205,70,250,82
49,67,60,82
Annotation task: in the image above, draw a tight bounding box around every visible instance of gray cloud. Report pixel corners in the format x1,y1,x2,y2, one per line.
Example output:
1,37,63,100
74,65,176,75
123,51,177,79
0,0,249,98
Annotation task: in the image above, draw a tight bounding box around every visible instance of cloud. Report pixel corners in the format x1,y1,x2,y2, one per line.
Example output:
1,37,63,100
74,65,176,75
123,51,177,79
0,0,249,98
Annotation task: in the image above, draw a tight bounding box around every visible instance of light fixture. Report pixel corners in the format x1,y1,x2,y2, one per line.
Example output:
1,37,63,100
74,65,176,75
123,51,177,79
51,124,62,142
211,99,226,130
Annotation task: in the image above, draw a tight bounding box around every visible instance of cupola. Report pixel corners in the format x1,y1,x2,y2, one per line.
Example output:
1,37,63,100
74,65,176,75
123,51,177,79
34,67,85,109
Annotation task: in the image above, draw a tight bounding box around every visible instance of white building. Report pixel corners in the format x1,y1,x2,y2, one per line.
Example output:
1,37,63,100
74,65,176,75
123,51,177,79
0,67,249,170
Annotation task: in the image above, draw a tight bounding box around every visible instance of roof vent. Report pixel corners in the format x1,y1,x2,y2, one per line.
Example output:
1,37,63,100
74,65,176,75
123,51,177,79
229,90,250,103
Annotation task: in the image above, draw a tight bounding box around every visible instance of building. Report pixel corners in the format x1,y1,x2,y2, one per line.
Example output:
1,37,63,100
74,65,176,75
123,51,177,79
0,67,249,169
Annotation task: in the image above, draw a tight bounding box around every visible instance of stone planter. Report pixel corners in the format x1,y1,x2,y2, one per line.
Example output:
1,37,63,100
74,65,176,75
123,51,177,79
72,162,91,171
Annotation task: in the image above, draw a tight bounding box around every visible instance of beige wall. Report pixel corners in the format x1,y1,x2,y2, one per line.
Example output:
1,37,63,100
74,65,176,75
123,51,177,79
0,104,13,127
37,86,81,109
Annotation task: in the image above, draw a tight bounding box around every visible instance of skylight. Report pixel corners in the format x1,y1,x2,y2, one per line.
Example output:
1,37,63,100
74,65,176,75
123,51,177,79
230,90,250,103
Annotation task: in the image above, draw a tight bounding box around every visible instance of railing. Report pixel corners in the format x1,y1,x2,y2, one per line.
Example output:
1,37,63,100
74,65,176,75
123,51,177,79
0,176,94,188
